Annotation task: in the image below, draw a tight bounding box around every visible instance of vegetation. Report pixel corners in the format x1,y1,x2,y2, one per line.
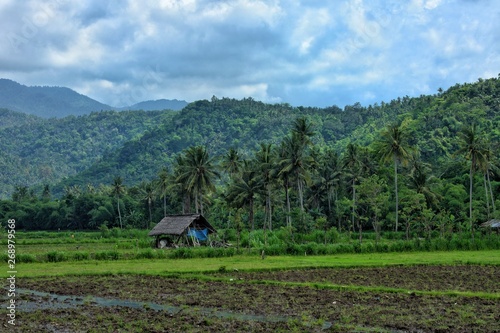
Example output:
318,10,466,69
0,77,499,243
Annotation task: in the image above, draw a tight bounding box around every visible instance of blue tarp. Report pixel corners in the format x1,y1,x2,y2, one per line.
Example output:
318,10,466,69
187,228,209,241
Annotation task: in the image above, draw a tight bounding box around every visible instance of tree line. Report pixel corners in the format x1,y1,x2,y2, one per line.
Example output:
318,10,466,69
2,115,498,242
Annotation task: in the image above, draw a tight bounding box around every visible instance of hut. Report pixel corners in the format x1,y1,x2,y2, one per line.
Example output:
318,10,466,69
480,219,500,233
148,214,217,248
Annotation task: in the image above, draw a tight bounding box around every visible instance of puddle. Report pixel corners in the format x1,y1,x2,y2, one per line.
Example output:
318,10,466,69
9,288,333,329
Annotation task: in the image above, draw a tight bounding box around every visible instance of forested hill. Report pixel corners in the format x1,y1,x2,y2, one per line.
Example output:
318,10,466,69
0,79,113,118
1,77,499,199
0,110,176,198
56,77,500,193
118,99,188,111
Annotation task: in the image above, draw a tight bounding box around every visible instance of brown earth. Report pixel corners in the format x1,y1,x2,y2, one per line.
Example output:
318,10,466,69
4,265,500,332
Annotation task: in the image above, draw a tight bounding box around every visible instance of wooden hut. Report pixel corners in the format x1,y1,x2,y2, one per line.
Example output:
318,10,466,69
148,214,216,248
480,219,500,233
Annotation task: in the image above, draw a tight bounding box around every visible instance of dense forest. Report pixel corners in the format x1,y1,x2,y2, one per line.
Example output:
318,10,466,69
0,110,176,197
0,77,499,238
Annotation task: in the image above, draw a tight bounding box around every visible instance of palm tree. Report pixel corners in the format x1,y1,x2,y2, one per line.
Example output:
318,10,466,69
172,154,191,214
157,168,170,217
279,132,315,213
478,143,497,218
375,122,412,232
221,148,242,178
140,181,156,228
111,177,125,229
175,146,219,215
226,160,260,230
457,124,488,235
407,153,440,210
343,143,363,232
317,148,343,229
255,143,275,231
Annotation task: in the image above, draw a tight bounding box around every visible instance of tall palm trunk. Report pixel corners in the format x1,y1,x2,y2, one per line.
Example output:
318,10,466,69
116,196,122,229
285,179,291,228
469,162,474,239
394,156,399,232
487,170,496,214
351,179,356,233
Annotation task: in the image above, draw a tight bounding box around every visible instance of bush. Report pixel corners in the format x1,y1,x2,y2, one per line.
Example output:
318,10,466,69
47,251,68,262
94,250,120,260
72,252,90,261
169,247,194,259
135,249,156,259
16,253,37,263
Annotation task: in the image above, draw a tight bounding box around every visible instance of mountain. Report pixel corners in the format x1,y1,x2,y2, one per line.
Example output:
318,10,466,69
0,79,113,118
0,77,498,199
0,79,188,118
0,109,176,198
119,99,188,111
56,78,500,192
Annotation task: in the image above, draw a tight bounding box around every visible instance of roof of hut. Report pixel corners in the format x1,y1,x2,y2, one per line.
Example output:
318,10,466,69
148,214,216,237
480,219,500,229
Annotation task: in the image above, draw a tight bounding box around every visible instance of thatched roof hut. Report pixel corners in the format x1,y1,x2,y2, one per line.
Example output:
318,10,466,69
148,214,216,247
480,219,500,229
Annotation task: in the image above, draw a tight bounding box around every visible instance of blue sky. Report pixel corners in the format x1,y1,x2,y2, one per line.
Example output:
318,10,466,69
0,0,499,108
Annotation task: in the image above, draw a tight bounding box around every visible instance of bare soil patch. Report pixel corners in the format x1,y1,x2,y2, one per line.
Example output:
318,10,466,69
5,265,500,332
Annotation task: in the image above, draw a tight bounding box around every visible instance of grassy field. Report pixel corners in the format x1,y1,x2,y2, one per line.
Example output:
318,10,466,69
2,230,499,331
5,249,500,278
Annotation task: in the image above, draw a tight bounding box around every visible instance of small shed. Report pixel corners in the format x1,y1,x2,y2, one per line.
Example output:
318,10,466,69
148,214,217,248
480,219,500,232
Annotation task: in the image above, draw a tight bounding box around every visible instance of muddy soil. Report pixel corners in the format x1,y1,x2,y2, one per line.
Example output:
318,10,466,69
215,265,500,293
4,265,500,332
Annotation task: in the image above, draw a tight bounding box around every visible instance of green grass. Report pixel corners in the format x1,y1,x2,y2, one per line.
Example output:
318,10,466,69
6,249,500,278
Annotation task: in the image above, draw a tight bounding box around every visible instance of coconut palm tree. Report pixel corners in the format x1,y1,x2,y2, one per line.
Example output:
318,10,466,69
156,168,170,217
111,177,125,229
374,122,412,232
140,181,156,228
226,160,260,230
457,124,488,235
255,143,275,231
175,146,219,215
221,148,242,178
343,143,363,232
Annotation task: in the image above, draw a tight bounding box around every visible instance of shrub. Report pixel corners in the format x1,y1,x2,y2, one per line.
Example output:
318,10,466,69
135,249,156,259
16,253,37,263
94,250,120,260
72,252,90,261
47,251,68,262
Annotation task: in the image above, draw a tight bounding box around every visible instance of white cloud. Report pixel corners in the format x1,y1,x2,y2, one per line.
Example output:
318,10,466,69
0,0,498,108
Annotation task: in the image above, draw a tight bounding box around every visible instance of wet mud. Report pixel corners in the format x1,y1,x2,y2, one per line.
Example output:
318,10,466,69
3,265,499,332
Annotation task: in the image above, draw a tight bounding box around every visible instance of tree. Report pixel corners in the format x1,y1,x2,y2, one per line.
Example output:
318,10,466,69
226,160,260,230
157,168,170,217
111,177,125,229
342,143,364,233
317,148,343,229
375,122,412,232
221,148,242,178
456,124,488,236
175,146,219,215
140,181,156,228
255,143,275,231
357,175,389,243
407,153,440,210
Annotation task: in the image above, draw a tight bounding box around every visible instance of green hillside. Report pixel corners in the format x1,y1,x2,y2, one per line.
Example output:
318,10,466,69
60,78,500,190
0,79,113,118
0,77,498,234
0,110,175,198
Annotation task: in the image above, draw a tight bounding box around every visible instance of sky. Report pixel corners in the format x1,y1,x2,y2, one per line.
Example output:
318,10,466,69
0,0,499,108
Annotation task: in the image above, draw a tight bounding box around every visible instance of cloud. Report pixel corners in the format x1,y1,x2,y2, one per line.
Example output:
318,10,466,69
0,0,499,108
